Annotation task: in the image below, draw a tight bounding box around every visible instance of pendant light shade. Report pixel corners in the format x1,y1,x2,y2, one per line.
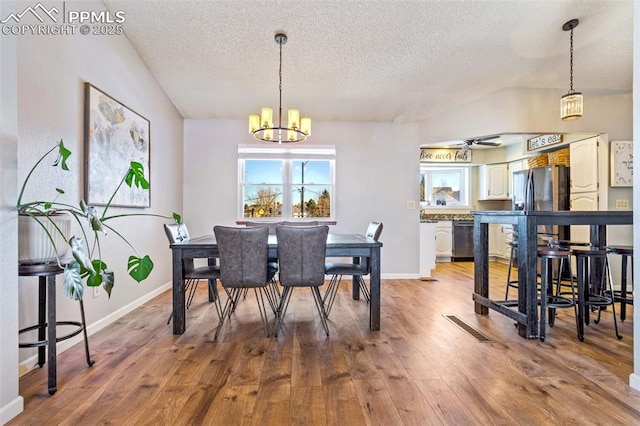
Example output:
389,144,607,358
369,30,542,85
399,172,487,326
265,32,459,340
249,33,311,143
560,92,583,121
561,19,582,121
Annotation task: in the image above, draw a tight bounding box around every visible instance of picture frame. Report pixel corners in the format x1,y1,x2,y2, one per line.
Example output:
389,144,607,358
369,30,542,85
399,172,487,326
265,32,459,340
610,140,633,187
84,83,151,207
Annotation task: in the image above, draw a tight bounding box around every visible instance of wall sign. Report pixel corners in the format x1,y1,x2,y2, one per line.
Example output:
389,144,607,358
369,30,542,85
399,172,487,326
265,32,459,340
610,140,633,187
420,148,472,163
526,134,563,152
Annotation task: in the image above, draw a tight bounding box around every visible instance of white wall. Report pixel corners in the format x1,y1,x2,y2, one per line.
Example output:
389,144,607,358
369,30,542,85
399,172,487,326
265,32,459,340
183,119,421,277
630,0,640,392
1,1,184,420
419,87,632,144
0,0,23,422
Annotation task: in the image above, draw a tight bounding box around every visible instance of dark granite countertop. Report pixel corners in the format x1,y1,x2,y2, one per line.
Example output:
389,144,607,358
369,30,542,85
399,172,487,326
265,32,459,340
420,213,474,222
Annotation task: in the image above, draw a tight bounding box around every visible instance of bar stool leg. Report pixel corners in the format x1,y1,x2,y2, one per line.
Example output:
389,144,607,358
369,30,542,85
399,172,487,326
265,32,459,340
37,277,46,368
47,274,57,395
595,257,622,340
575,255,586,341
539,257,550,342
79,299,95,367
619,255,632,321
505,244,517,300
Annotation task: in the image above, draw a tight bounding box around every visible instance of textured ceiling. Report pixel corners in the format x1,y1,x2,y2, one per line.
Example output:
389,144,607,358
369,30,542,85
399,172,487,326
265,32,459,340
103,0,633,124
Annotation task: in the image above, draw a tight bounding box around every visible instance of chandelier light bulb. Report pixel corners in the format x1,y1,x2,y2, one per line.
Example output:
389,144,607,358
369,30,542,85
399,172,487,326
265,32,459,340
248,33,311,143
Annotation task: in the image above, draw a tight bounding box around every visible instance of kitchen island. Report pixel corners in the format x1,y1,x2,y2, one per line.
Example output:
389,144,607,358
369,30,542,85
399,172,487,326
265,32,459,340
471,210,633,339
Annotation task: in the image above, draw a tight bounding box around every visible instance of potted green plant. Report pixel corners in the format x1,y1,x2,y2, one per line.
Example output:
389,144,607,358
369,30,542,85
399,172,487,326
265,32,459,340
16,139,180,300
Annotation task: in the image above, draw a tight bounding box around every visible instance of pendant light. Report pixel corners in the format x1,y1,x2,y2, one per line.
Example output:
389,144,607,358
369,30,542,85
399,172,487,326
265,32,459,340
560,19,583,121
248,33,311,143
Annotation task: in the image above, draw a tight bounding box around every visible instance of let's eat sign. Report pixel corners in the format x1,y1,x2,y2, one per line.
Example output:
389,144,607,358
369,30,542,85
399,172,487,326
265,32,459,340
527,134,563,152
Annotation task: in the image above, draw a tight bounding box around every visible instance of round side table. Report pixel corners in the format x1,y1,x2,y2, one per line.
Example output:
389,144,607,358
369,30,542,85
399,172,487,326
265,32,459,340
19,262,94,395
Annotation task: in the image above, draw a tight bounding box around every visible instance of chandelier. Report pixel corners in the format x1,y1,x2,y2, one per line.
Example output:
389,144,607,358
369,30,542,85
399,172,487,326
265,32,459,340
560,19,583,121
249,33,311,143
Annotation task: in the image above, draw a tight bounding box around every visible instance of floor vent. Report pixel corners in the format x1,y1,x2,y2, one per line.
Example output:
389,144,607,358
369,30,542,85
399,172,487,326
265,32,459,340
443,315,491,342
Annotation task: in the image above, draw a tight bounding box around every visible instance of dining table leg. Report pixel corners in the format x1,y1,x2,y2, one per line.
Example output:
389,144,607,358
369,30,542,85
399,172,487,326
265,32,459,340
172,248,186,335
352,257,361,300
369,247,381,330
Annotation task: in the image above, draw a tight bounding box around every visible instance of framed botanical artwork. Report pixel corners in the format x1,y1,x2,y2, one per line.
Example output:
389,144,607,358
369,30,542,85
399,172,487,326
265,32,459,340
610,140,633,187
84,83,150,207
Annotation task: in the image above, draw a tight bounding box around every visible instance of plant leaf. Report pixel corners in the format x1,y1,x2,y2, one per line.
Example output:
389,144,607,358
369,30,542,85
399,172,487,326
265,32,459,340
102,270,114,298
128,255,153,283
70,236,95,274
56,188,64,194
63,261,84,300
86,206,106,233
125,162,149,189
173,212,182,224
53,139,71,171
79,199,89,214
81,259,106,279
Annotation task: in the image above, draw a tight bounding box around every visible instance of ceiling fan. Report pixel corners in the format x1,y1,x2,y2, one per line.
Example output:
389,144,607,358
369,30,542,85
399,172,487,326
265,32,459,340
459,135,502,153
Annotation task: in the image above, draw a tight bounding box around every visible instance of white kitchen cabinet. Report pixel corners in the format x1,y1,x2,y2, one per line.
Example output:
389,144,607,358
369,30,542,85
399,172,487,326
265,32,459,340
502,224,514,259
435,221,452,261
569,192,599,247
419,222,437,278
570,137,598,193
478,163,509,200
488,224,512,261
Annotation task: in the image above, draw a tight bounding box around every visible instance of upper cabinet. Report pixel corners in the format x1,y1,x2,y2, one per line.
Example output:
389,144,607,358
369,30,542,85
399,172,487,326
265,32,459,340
569,138,598,193
478,163,509,200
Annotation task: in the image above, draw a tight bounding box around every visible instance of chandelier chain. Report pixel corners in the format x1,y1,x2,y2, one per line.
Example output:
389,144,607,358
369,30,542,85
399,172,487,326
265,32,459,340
569,28,574,93
278,40,283,129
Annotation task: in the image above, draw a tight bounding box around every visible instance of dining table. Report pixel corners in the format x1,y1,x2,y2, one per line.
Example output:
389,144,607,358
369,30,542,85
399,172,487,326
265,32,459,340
471,210,633,339
169,233,383,335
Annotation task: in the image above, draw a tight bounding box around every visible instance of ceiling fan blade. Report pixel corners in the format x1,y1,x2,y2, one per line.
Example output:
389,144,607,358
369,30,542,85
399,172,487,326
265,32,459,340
474,140,502,146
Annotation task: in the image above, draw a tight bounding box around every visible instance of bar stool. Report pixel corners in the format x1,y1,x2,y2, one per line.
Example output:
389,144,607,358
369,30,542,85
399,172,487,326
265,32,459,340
572,247,622,341
19,262,94,395
605,245,634,321
504,241,519,302
538,247,577,342
505,238,553,303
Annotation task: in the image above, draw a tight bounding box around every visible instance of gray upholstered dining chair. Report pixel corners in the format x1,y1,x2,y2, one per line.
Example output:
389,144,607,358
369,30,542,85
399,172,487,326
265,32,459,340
213,225,277,339
323,221,383,317
274,225,330,336
164,223,221,324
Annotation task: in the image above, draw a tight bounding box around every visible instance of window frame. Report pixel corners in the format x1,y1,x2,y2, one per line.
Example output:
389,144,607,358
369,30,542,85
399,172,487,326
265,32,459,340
420,165,471,209
238,145,336,220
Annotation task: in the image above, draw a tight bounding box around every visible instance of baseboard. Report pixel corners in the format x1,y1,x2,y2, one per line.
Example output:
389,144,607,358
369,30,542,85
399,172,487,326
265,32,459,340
0,395,24,425
19,282,171,377
629,372,640,391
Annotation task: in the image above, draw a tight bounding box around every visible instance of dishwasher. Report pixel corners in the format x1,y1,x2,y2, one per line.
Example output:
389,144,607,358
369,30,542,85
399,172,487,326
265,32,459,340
452,220,474,261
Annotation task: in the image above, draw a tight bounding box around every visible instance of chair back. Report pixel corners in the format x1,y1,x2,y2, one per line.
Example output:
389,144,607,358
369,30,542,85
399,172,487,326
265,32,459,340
164,223,190,243
365,222,383,241
214,226,269,288
276,225,329,287
281,220,319,226
362,222,383,272
245,220,282,235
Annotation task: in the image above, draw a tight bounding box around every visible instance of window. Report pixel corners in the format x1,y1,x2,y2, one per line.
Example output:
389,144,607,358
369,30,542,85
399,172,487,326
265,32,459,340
239,146,335,219
420,166,470,208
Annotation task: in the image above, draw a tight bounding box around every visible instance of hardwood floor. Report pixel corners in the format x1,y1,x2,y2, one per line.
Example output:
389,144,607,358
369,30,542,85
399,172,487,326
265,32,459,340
10,262,639,425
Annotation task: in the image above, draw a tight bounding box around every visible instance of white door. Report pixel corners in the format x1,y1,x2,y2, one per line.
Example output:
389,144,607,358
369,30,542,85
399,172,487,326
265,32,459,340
570,137,598,193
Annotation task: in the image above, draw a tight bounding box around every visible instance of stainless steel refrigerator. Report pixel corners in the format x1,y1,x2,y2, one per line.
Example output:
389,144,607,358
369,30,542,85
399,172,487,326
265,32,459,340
512,164,570,242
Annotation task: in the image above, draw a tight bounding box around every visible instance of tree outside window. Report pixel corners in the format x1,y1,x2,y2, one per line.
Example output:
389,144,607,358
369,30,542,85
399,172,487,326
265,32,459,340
240,148,335,219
